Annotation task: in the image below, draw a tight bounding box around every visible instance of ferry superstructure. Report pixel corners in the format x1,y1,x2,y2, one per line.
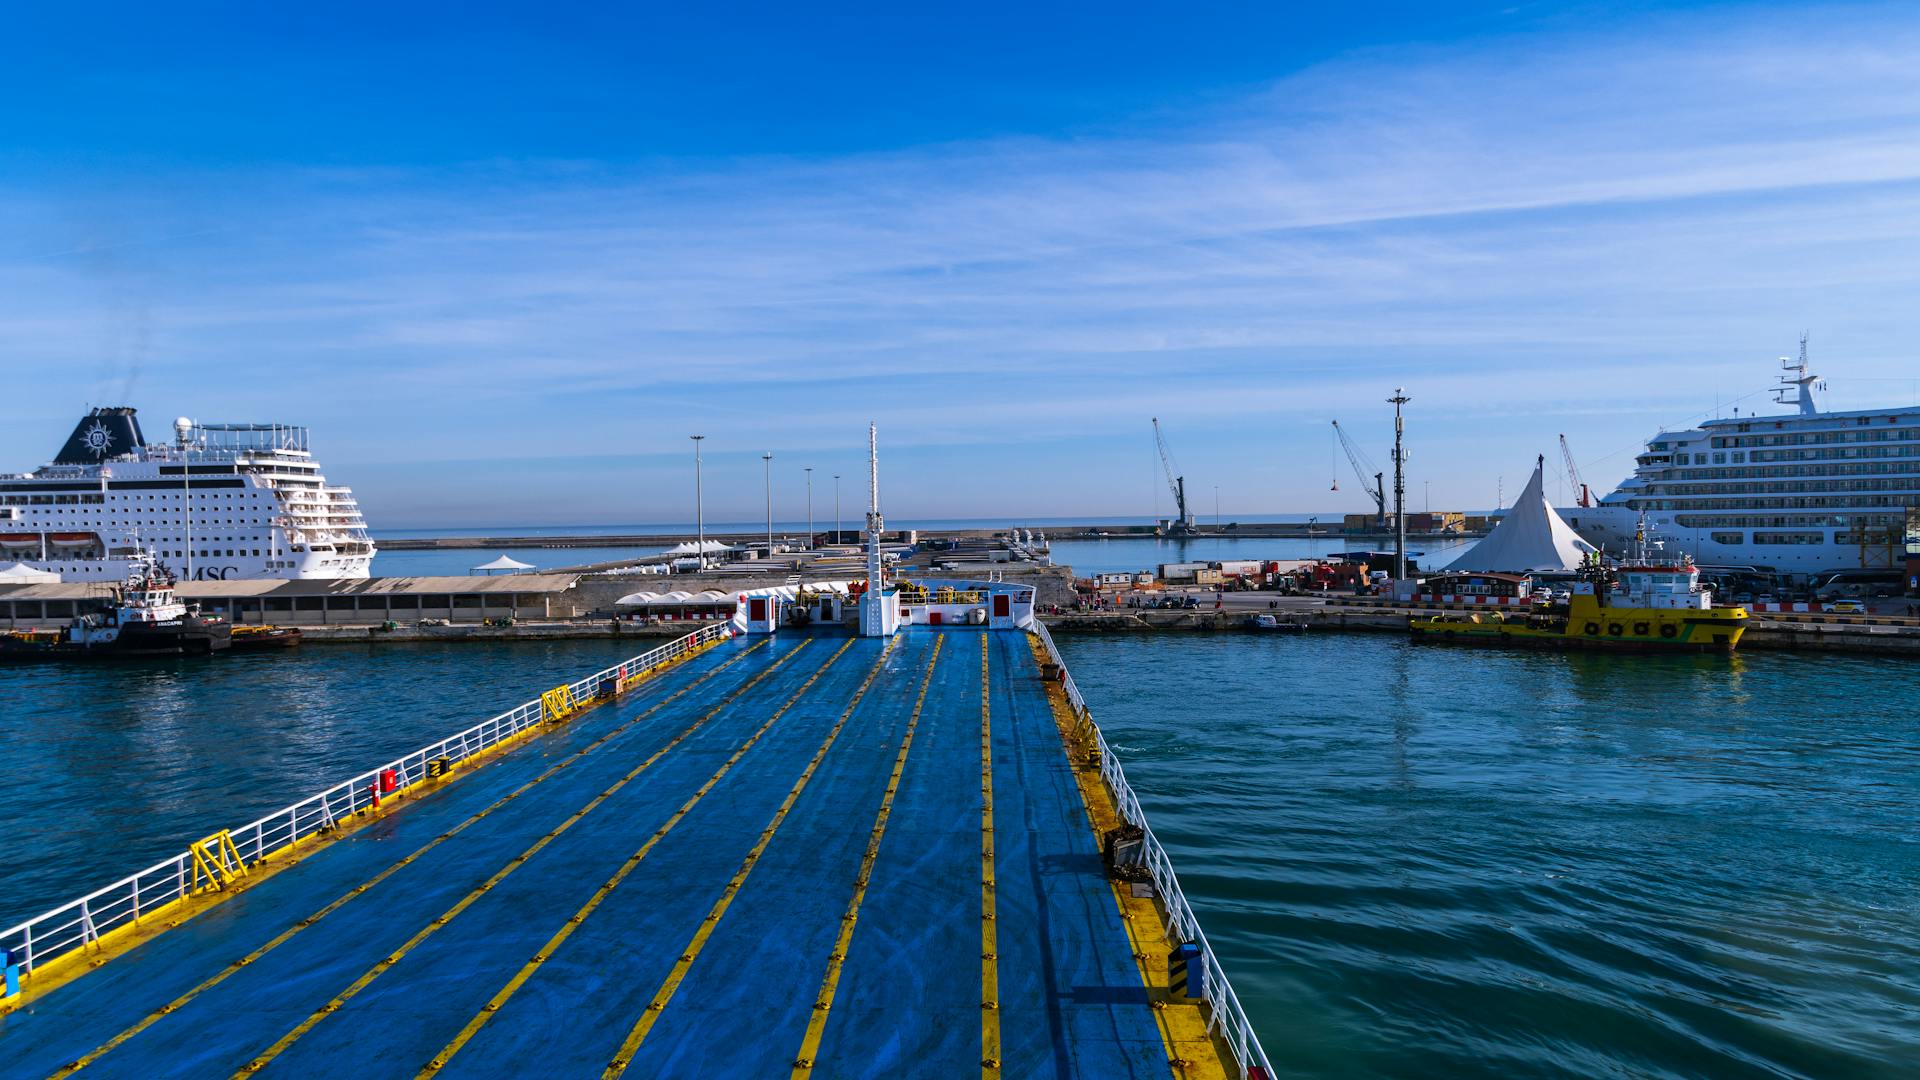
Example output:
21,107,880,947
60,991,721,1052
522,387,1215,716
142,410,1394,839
1562,344,1919,579
0,407,375,581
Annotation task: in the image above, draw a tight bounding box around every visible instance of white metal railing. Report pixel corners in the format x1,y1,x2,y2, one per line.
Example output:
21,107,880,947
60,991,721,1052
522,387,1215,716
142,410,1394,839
1030,620,1274,1079
0,622,733,985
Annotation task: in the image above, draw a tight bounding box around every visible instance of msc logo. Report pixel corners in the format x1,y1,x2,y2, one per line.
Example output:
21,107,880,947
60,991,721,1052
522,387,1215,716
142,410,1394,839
81,421,116,457
191,565,240,580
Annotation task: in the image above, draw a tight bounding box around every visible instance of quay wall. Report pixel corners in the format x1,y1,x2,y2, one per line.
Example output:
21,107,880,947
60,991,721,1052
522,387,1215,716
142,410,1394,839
1039,609,1920,656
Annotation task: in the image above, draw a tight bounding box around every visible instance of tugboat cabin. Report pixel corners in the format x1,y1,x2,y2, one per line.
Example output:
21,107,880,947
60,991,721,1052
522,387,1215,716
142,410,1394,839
1414,572,1532,604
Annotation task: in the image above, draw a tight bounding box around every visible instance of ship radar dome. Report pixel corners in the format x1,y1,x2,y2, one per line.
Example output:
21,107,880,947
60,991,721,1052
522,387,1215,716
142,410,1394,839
174,417,193,444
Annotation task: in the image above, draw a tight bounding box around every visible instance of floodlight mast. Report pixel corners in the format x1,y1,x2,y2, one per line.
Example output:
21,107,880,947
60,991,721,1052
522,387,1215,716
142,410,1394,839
1389,389,1410,581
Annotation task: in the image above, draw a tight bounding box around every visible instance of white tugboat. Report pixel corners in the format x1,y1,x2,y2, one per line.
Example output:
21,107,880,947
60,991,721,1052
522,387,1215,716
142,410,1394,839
0,549,231,659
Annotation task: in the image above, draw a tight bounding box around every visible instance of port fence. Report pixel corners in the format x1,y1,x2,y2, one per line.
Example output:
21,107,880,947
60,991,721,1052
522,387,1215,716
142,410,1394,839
0,621,734,988
1030,620,1275,1080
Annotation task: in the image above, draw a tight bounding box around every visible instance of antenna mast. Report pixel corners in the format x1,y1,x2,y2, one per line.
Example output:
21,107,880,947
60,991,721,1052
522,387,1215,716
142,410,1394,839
1772,331,1821,416
866,422,882,598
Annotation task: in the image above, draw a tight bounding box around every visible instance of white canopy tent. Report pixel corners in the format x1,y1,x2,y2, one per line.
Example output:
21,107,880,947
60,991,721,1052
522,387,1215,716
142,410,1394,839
1447,458,1598,573
661,540,735,557
0,562,59,583
471,554,537,575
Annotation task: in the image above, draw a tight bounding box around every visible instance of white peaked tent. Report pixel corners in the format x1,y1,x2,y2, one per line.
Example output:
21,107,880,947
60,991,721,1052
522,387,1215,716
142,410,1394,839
471,554,536,575
1448,458,1598,573
0,561,59,583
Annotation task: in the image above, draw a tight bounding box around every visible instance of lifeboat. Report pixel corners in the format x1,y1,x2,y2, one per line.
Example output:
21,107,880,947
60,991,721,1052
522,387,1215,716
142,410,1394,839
0,533,40,546
49,532,99,545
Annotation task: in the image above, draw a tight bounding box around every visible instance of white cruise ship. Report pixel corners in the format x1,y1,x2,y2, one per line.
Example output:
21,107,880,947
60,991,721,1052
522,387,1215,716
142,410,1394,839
1561,344,1918,580
0,408,375,581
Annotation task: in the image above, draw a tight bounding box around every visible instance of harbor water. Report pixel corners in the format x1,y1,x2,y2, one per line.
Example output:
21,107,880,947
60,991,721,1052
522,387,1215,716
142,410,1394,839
0,640,654,933
3,634,1912,1077
1059,634,1919,1079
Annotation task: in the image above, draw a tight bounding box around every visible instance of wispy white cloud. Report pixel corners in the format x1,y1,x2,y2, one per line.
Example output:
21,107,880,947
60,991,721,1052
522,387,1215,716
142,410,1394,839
4,4,1920,521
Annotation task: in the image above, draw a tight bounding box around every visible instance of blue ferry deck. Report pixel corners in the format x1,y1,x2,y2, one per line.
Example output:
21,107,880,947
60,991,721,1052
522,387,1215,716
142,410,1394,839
0,627,1218,1078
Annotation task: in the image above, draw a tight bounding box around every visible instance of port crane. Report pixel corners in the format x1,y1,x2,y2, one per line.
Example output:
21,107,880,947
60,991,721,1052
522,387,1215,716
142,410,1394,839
1151,417,1196,536
1330,419,1387,526
1558,434,1592,508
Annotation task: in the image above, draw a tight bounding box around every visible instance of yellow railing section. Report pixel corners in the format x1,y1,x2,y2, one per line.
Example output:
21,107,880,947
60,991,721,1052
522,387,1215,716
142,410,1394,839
540,685,579,723
188,832,248,894
896,584,986,605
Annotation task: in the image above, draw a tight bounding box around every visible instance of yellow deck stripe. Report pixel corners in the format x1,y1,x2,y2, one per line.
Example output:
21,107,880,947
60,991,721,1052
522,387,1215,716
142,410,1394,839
50,635,756,1078
230,638,833,1078
425,636,891,1078
979,634,1002,1078
603,635,936,1078
788,637,946,1077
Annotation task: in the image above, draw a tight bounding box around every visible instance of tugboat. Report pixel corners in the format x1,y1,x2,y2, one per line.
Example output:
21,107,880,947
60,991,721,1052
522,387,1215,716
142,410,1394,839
0,549,231,660
1410,520,1748,652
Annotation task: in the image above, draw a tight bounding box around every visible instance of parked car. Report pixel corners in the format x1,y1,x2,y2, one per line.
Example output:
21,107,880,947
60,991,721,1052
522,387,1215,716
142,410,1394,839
1828,600,1866,613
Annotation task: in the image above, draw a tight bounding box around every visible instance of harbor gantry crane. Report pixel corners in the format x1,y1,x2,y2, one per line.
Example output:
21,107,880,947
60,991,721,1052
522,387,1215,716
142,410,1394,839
1151,417,1196,536
1331,419,1387,526
1559,433,1592,508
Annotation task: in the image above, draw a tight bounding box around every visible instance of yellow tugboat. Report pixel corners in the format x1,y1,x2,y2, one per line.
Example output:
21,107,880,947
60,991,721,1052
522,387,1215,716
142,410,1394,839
1410,553,1748,652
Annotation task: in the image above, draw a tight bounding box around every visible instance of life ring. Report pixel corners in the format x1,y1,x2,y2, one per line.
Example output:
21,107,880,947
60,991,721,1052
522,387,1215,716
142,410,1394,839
1659,623,1678,639
1633,621,1650,636
1583,622,1601,636
1607,623,1624,637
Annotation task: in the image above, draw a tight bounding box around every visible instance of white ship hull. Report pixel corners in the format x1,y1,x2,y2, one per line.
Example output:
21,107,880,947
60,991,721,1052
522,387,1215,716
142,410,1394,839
1555,504,1892,576
2,408,375,582
1560,348,1916,581
8,548,367,582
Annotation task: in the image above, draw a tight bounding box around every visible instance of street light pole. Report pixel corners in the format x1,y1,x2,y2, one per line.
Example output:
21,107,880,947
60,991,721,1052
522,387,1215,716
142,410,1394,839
834,475,841,544
804,466,814,549
762,451,774,557
690,435,705,569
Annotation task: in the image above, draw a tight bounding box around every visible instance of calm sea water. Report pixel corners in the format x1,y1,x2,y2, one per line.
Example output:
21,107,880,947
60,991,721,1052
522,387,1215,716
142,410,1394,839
1057,634,1920,1079
0,640,654,932
4,634,1912,1077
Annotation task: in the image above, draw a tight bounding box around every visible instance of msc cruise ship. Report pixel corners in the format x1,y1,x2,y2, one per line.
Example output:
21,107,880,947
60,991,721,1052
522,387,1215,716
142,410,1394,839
1562,345,1919,579
0,408,375,581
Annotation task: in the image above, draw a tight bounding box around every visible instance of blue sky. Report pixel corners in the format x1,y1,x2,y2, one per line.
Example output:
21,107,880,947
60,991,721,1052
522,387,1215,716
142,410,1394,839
5,2,1920,527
